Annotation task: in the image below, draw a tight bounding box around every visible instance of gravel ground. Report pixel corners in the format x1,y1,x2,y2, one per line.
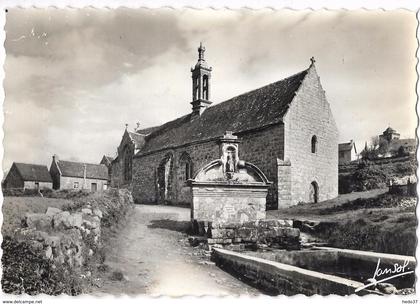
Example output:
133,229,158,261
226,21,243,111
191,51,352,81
91,205,260,296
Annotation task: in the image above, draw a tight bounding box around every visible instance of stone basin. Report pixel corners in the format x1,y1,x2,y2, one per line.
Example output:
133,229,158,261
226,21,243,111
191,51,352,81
212,247,415,295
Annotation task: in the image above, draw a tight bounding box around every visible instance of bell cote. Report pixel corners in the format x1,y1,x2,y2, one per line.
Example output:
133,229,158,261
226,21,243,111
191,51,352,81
191,42,212,117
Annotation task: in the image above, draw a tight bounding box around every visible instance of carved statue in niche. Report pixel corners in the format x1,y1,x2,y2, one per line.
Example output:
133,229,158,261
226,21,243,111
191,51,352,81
225,147,236,179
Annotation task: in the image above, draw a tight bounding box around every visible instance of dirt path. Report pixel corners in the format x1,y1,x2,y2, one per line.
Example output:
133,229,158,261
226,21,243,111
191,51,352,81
92,205,259,296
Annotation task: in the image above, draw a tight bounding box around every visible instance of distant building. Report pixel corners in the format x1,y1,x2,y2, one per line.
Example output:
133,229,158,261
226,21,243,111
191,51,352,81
100,155,114,183
3,162,53,190
338,140,358,164
110,126,157,188
378,127,416,157
50,155,108,191
389,138,417,156
379,127,400,142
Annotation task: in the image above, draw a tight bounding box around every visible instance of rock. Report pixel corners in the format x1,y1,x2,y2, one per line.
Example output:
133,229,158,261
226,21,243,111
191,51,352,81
53,211,71,229
82,208,92,215
110,271,126,281
70,213,83,228
24,213,52,230
199,261,215,266
45,235,61,247
93,208,103,218
45,246,53,259
377,283,397,294
46,207,62,216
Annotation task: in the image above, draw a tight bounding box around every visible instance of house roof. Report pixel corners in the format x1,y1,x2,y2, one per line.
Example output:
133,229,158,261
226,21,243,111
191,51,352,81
56,160,108,180
13,163,53,182
383,127,399,135
339,141,355,152
101,155,114,164
137,68,309,155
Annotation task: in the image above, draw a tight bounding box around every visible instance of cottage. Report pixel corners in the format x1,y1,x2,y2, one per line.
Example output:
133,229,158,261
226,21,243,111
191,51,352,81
3,162,53,190
100,155,114,183
111,44,338,209
50,155,108,191
338,140,358,164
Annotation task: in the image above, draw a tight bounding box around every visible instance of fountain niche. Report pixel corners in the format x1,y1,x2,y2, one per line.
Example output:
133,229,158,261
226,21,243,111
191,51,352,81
188,131,271,233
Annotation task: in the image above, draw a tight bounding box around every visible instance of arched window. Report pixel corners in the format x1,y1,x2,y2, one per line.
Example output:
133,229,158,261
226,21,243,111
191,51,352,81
202,75,209,100
180,152,193,181
311,135,317,153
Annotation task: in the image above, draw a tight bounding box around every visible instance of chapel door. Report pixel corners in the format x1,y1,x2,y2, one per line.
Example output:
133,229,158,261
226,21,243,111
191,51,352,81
309,181,319,203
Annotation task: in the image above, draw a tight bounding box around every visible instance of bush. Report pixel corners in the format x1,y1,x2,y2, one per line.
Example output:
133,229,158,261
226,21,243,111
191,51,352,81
1,236,84,295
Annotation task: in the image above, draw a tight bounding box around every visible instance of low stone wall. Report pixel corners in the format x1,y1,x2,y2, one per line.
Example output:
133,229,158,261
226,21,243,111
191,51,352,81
206,219,300,250
1,189,134,295
211,248,378,296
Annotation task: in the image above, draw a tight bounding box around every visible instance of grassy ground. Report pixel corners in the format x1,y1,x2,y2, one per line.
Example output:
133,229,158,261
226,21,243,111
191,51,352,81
2,196,75,236
268,189,417,256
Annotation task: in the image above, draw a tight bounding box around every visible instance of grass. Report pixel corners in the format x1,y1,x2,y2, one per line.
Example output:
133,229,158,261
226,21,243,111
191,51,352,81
268,189,417,256
1,196,76,236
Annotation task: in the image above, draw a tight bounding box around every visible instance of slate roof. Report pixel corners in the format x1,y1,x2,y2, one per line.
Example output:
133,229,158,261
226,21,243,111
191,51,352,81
128,131,147,147
135,126,161,135
56,160,108,180
339,141,356,152
13,163,53,182
138,68,309,155
101,155,114,164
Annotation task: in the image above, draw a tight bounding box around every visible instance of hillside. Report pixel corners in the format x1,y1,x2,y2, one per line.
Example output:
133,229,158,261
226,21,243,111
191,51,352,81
338,155,416,194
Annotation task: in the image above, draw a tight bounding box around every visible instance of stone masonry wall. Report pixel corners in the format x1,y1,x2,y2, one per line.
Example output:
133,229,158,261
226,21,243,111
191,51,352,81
207,219,300,251
59,176,107,192
132,125,283,207
1,189,133,295
23,181,53,190
239,124,284,209
282,66,338,206
132,140,219,204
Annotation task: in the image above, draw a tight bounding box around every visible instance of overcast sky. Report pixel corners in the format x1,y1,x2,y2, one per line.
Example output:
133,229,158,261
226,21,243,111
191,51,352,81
3,8,417,171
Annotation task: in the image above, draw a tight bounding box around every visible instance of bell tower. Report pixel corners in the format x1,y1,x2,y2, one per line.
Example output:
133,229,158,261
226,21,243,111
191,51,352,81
191,42,212,117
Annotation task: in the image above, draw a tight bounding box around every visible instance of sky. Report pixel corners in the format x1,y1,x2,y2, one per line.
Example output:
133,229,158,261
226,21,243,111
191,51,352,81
3,8,418,171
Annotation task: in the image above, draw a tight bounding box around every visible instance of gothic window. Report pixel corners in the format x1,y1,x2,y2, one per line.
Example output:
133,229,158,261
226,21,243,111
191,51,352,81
180,152,193,181
311,135,318,153
202,75,209,100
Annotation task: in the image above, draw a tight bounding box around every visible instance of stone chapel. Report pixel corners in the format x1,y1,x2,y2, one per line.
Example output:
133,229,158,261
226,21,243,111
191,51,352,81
111,43,338,209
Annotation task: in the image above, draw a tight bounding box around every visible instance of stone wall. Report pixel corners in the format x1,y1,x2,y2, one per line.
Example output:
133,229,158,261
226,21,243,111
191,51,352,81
1,189,133,295
282,65,338,206
207,219,300,250
23,181,53,190
132,140,219,205
132,125,283,208
211,248,377,296
191,186,267,225
59,176,107,192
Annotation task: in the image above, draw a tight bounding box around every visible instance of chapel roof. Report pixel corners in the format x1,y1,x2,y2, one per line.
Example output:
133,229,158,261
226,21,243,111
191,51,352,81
12,163,53,183
56,160,108,180
137,67,309,155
